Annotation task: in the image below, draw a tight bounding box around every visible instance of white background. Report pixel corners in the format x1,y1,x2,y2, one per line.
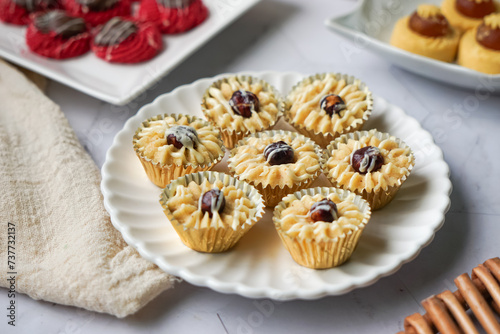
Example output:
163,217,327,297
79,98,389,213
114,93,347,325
2,0,500,333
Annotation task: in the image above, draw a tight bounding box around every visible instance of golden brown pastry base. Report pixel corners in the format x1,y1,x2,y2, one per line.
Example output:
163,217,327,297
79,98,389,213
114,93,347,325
458,28,500,74
441,0,498,32
390,16,460,62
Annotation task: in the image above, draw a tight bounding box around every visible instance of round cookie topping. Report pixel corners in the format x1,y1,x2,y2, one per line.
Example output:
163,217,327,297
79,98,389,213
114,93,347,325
157,0,193,7
228,90,260,118
309,199,339,223
165,125,200,149
34,11,85,38
320,94,346,116
477,13,500,50
199,189,226,217
76,0,118,11
13,0,57,11
409,5,450,37
350,146,384,174
264,141,295,166
456,0,496,19
94,18,137,46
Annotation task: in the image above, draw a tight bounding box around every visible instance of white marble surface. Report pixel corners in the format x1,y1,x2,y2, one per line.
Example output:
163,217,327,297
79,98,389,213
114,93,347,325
2,0,500,333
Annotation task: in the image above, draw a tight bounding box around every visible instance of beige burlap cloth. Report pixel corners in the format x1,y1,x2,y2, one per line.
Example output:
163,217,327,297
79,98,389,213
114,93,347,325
0,60,175,318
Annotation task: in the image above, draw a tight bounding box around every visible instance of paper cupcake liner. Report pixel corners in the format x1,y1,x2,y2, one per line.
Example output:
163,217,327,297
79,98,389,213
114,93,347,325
228,130,326,207
273,187,372,269
159,171,265,253
284,72,373,148
133,113,225,188
201,75,285,149
325,130,415,210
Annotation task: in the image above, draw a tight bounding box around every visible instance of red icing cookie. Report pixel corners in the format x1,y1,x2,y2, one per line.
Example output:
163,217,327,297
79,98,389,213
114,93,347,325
91,17,162,63
62,0,131,26
137,0,208,34
0,0,58,25
26,10,91,59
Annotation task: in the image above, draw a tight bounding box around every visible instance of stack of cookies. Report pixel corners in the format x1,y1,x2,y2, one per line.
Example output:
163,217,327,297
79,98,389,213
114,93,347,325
390,2,500,74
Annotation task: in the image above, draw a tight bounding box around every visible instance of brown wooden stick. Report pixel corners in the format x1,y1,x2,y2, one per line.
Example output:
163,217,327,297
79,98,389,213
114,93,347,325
455,273,500,334
405,313,434,334
484,258,500,282
437,290,479,334
400,258,500,334
421,296,462,334
473,265,500,312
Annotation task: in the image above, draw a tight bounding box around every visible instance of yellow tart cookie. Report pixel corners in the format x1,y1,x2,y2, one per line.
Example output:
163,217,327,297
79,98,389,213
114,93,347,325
458,13,500,73
228,130,325,207
390,4,460,62
160,172,265,253
133,114,225,187
273,187,371,269
201,75,284,149
284,73,372,148
442,0,498,32
325,129,415,210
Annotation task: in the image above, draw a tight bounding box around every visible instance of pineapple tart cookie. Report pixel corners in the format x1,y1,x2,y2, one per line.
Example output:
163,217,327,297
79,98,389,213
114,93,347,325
442,0,498,32
390,4,460,62
458,13,500,73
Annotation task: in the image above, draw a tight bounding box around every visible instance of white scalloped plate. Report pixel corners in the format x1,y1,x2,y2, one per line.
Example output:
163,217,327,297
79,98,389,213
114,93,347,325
0,0,261,105
101,71,452,300
325,0,500,91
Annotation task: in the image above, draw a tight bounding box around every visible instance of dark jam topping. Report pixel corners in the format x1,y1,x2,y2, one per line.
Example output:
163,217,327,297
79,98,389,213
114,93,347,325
476,21,500,51
409,11,449,37
456,0,496,19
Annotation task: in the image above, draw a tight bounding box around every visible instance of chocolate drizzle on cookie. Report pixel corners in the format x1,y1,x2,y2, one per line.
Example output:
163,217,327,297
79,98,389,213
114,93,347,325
229,90,260,118
164,125,200,149
320,94,346,116
34,11,86,39
199,189,225,217
77,0,118,11
94,18,137,46
156,0,193,8
264,141,294,166
13,0,57,12
309,199,338,223
350,146,384,174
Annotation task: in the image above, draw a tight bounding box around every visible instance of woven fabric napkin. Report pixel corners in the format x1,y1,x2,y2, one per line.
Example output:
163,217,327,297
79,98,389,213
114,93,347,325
0,60,175,317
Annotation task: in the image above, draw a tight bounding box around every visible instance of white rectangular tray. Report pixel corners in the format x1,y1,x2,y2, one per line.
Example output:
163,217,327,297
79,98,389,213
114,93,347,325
0,0,260,105
325,0,500,91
